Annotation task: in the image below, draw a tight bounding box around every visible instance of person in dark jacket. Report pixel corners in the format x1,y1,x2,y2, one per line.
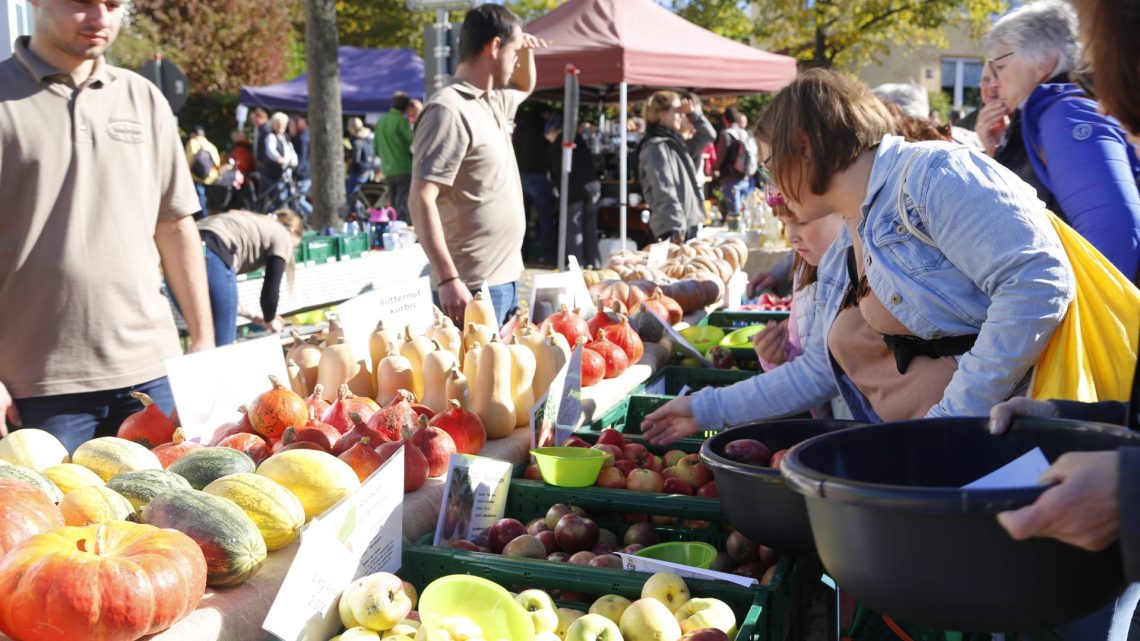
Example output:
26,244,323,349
983,0,1140,280
637,91,705,243
545,121,601,268
345,117,374,199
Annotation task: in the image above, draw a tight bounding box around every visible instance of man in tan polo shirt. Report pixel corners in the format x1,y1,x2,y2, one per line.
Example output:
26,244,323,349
410,4,546,325
0,0,214,452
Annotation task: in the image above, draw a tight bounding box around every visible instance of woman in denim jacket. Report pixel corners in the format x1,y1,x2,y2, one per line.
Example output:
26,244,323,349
642,69,1075,442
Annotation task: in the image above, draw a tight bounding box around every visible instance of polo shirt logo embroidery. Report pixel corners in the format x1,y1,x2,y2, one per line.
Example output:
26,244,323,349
106,120,145,143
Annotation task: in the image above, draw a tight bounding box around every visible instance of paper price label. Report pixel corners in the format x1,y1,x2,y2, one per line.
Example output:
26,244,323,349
616,553,757,588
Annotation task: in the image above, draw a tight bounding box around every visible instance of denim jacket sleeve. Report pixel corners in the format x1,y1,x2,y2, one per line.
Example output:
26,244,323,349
1030,92,1140,280
692,270,841,429
899,149,1075,417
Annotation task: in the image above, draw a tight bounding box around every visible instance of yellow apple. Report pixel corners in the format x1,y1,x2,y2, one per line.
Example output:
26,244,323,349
641,573,691,613
403,581,419,610
346,572,415,632
673,598,737,636
589,594,633,624
340,591,362,629
556,608,587,639
516,589,560,634
536,632,563,641
341,627,382,640
383,621,422,638
620,598,683,641
565,613,623,641
426,615,484,641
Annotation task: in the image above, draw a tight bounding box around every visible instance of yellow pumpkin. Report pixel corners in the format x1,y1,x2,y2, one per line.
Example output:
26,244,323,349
0,428,69,470
257,450,360,522
41,463,105,496
73,437,162,481
203,473,305,551
59,485,135,525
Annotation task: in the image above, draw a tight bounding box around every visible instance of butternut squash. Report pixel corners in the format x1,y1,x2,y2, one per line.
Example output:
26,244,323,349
434,322,464,363
316,338,374,400
369,321,398,376
376,352,415,406
444,365,470,410
507,337,536,427
531,333,569,402
544,324,572,363
462,341,482,389
464,292,497,330
323,314,345,348
286,359,306,396
420,340,458,414
285,331,322,396
472,336,515,439
463,322,495,353
399,325,435,401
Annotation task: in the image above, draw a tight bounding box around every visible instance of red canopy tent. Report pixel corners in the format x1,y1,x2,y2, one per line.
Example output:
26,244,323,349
527,0,797,99
524,0,797,259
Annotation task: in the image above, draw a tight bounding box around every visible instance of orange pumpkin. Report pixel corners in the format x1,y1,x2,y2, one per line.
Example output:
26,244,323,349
152,427,204,469
0,522,207,641
248,375,309,440
116,392,176,449
0,480,64,560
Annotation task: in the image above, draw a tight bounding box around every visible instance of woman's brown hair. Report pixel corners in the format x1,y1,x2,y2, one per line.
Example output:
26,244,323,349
645,91,680,127
755,69,894,203
273,208,305,291
771,204,817,291
1072,0,1140,136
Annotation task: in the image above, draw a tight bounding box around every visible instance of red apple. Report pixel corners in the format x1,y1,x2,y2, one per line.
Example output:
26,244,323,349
614,460,638,476
595,466,626,489
735,561,770,578
650,515,678,526
598,528,618,548
487,518,527,553
758,544,780,567
623,522,660,547
682,519,711,530
555,513,600,553
449,540,479,551
596,428,627,450
623,544,645,554
591,443,622,467
760,564,779,585
674,453,713,488
536,530,558,555
561,436,592,448
626,468,665,493
526,517,548,535
710,551,735,573
622,443,651,468
770,448,789,469
709,345,734,369
589,554,623,569
663,477,694,495
524,463,543,480
723,439,772,466
646,454,664,473
547,551,570,562
726,530,760,564
679,629,731,641
661,466,680,481
545,503,573,531
663,449,686,467
568,551,597,565
592,542,617,556
696,481,718,498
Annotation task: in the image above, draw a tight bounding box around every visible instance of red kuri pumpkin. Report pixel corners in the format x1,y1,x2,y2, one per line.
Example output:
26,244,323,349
116,392,175,449
152,428,204,469
248,376,309,440
0,522,207,641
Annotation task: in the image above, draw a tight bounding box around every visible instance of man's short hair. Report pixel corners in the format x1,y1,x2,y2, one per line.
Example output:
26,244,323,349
252,107,268,119
392,91,410,112
723,105,741,125
458,4,522,63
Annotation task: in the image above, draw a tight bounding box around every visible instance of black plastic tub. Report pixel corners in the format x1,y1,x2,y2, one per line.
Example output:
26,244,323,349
781,417,1140,632
700,419,861,554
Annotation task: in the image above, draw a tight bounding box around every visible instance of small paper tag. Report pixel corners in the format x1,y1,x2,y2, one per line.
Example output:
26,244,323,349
962,447,1050,490
616,553,757,588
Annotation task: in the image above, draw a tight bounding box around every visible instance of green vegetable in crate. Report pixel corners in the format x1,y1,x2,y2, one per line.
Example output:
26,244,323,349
140,488,267,587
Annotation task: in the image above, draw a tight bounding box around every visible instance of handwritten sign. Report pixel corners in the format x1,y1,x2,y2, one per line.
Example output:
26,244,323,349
616,553,757,588
433,454,514,546
164,336,288,443
263,448,405,641
337,276,434,359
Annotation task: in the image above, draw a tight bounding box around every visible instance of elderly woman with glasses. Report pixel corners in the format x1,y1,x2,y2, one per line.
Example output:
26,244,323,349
982,0,1140,280
637,91,706,243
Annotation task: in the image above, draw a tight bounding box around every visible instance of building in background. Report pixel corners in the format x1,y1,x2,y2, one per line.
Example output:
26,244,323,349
2,0,33,60
853,20,984,117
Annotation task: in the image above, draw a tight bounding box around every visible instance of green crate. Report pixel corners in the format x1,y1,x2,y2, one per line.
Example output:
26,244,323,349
401,543,785,641
706,310,791,329
301,236,337,264
334,232,370,260
584,394,712,442
572,430,703,455
642,366,755,396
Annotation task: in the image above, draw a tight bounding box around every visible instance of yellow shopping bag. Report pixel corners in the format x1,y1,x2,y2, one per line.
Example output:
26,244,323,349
1031,213,1140,402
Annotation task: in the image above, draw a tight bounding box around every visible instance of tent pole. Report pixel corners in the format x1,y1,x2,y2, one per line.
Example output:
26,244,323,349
558,65,578,272
619,81,628,249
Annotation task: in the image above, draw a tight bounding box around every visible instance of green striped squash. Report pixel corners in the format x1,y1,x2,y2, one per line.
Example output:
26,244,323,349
167,447,256,490
203,473,305,551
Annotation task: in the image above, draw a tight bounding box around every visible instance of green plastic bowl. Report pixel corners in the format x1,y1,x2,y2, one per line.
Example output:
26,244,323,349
679,325,725,356
531,447,607,487
418,575,535,641
721,325,766,348
635,541,719,569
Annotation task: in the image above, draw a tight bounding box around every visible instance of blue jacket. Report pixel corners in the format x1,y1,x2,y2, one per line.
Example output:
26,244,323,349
692,135,1075,427
1020,83,1140,281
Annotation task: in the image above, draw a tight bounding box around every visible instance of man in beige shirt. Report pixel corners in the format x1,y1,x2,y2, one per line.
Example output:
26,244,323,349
410,3,546,325
0,0,214,452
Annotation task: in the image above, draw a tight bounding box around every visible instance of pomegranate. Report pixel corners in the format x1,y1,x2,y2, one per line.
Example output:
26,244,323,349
333,413,390,456
409,414,458,477
151,427,203,469
585,331,629,379
580,346,606,387
375,440,430,493
543,305,590,348
322,384,379,433
248,375,309,440
116,391,175,448
292,418,340,450
339,437,387,482
428,399,486,455
601,316,644,364
304,384,332,420
208,406,255,446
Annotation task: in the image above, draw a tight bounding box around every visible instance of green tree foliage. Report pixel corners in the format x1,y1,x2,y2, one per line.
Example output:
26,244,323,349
336,1,454,53
669,0,753,41
505,0,563,22
113,0,300,94
753,0,1007,70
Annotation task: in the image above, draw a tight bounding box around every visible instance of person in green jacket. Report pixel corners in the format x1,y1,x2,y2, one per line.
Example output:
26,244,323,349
374,92,415,222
